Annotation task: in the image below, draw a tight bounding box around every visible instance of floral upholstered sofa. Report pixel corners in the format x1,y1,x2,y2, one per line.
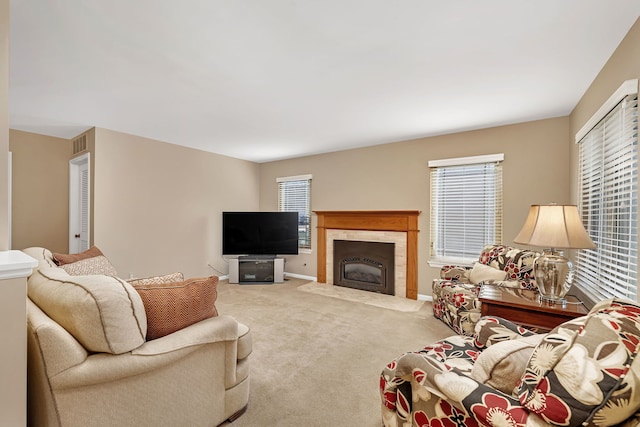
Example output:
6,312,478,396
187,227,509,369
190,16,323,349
432,244,539,335
381,298,640,427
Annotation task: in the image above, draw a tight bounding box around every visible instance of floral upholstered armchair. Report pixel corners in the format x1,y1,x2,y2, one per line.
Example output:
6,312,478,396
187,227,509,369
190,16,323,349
380,298,640,427
432,244,539,335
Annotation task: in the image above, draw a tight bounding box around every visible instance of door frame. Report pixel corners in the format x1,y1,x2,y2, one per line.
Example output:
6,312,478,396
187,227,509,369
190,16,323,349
7,152,11,249
69,153,90,253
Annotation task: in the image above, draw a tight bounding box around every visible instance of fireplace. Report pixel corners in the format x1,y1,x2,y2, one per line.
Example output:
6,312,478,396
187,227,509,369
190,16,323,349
333,240,395,295
314,210,420,299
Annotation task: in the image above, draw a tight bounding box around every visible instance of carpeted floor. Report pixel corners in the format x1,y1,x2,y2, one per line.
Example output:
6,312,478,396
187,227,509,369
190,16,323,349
216,277,454,427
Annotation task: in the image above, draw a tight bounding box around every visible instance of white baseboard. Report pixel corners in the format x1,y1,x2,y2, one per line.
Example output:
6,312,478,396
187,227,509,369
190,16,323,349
284,272,317,281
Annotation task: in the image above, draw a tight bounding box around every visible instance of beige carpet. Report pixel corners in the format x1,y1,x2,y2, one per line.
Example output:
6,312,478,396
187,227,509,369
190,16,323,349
216,278,454,427
297,281,425,312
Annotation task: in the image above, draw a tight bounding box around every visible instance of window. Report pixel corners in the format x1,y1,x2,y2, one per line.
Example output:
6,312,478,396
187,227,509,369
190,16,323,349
277,174,312,251
429,154,503,266
576,80,638,302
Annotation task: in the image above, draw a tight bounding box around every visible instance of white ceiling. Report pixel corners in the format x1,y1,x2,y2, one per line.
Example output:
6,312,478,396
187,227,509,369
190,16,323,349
9,1,640,163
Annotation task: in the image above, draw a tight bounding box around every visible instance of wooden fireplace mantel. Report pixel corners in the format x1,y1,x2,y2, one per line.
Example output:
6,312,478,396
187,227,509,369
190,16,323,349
314,210,420,299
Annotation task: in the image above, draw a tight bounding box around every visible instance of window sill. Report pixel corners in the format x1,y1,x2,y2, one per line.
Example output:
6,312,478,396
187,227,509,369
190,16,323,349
428,257,475,269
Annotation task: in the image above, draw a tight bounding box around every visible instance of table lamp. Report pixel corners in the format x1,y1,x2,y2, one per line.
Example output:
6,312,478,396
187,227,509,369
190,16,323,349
513,204,596,303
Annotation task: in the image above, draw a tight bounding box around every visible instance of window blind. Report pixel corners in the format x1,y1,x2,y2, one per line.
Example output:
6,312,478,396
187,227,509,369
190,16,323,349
576,93,638,302
277,175,312,250
429,155,503,264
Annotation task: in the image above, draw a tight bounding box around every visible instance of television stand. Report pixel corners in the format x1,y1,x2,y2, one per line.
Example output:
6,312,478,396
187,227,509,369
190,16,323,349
229,256,284,284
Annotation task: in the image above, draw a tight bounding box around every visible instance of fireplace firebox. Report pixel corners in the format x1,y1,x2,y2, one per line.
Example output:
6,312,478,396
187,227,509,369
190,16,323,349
333,240,394,295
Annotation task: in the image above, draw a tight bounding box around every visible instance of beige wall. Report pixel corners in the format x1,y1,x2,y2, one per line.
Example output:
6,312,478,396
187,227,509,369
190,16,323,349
260,116,571,296
92,127,260,279
9,130,71,252
570,17,640,193
1,2,25,425
0,0,8,250
570,18,640,143
569,17,640,302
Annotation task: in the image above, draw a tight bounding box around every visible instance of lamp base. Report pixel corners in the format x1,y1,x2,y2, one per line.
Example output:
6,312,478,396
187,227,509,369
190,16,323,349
533,249,574,304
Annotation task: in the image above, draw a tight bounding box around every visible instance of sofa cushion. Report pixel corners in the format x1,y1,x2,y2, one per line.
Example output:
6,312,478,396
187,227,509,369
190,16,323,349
132,276,219,340
59,255,119,276
471,334,543,394
469,262,508,284
27,267,147,354
517,298,640,426
52,246,104,265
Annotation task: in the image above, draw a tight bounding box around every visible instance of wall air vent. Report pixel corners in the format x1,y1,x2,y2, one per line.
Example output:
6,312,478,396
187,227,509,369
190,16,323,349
72,135,87,154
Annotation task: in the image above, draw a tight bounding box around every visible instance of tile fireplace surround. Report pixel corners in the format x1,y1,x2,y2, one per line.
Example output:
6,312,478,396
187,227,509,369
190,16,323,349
314,210,420,300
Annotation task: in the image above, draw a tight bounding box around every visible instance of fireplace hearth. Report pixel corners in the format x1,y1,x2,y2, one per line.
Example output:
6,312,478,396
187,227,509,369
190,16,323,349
333,240,394,295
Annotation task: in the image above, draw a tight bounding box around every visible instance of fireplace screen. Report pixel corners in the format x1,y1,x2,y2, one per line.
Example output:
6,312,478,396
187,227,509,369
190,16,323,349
333,240,394,295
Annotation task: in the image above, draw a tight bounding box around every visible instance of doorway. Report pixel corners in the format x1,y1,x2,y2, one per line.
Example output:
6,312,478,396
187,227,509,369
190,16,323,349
69,153,90,253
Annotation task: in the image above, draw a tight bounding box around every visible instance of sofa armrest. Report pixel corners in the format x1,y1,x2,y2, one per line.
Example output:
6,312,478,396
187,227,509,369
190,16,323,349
440,265,472,280
235,322,252,361
454,369,545,426
27,299,88,377
132,315,239,356
51,315,244,390
473,316,537,349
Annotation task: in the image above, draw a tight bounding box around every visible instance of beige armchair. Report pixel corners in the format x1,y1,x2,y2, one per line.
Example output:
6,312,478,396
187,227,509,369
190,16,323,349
24,247,251,427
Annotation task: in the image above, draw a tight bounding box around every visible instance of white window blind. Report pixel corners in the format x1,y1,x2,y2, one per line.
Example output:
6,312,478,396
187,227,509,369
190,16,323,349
576,91,638,302
277,175,312,250
429,154,503,265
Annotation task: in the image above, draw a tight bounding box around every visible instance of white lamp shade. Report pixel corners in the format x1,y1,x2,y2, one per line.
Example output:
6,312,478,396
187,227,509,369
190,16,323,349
514,205,596,249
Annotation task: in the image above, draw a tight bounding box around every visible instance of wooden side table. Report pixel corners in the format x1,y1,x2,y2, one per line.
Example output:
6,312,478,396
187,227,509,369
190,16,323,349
478,284,589,330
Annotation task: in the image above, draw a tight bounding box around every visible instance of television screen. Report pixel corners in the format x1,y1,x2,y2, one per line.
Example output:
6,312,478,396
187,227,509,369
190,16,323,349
222,211,299,256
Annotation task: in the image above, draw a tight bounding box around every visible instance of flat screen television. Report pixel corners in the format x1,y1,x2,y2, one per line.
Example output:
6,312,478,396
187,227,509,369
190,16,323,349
222,211,299,256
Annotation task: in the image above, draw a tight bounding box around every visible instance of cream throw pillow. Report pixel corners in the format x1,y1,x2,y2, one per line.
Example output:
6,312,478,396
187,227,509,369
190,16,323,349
469,262,508,284
471,334,544,394
27,267,147,354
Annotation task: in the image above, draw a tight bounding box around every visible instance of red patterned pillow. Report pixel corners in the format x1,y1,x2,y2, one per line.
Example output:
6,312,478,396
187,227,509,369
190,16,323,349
53,246,104,265
132,276,219,340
